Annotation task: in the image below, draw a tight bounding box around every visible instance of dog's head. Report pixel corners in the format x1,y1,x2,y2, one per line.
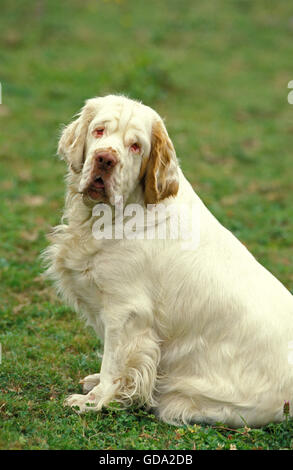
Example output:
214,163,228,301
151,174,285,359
58,95,179,205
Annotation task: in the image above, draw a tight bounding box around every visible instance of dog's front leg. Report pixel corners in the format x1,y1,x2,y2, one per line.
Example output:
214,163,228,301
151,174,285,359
65,313,161,414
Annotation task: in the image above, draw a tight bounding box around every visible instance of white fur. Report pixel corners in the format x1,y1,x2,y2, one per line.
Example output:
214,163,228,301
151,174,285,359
44,95,293,427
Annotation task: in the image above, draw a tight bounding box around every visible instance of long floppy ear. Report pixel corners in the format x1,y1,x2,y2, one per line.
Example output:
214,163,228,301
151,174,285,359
57,100,96,173
142,119,179,205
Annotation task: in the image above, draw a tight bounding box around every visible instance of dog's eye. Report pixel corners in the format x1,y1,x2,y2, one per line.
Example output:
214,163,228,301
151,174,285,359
93,127,105,138
130,143,140,153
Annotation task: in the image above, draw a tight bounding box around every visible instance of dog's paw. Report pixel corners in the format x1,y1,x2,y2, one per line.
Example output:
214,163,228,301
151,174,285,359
79,373,100,393
65,380,120,414
64,391,101,414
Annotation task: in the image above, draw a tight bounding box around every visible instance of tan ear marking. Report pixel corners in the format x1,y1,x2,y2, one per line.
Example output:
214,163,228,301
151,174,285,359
143,120,179,205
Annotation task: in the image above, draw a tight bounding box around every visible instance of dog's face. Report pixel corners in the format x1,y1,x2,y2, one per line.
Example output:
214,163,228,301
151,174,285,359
58,95,179,205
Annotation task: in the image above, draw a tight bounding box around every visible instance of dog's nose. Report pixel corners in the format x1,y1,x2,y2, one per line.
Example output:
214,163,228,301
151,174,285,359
95,151,118,172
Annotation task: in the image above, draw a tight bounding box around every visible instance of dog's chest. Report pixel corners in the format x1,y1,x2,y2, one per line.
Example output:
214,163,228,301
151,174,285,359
51,231,106,325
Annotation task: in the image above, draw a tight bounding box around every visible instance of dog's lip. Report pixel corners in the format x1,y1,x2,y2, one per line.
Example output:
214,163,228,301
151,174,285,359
83,175,109,201
91,176,105,190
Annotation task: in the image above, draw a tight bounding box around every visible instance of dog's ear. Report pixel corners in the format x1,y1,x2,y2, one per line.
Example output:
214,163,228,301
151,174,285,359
57,100,96,173
141,119,179,205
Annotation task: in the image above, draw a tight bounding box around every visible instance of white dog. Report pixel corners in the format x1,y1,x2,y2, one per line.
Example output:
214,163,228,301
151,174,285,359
44,95,293,427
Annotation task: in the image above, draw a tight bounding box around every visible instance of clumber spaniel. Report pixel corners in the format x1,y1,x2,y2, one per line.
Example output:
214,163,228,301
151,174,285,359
44,95,293,427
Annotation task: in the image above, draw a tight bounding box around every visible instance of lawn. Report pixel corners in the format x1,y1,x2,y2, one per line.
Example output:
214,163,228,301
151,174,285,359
1,0,293,450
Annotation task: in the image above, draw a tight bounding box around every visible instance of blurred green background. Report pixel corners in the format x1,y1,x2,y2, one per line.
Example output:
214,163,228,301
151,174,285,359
0,0,293,450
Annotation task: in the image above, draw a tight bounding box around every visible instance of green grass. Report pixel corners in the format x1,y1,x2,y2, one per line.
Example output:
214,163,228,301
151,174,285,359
1,0,293,450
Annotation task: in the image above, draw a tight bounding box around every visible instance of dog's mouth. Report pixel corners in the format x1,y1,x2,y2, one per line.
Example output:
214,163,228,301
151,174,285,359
86,176,106,200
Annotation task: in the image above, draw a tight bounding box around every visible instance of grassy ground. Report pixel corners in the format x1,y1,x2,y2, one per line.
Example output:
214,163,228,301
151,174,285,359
1,0,293,450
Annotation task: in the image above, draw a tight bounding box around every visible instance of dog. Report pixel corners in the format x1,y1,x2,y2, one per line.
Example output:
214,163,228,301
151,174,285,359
44,94,293,427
